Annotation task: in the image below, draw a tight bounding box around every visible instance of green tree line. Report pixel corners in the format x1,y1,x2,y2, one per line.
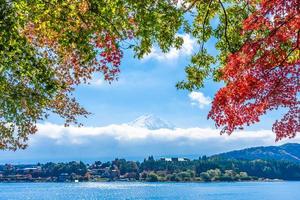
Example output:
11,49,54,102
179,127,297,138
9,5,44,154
1,157,300,182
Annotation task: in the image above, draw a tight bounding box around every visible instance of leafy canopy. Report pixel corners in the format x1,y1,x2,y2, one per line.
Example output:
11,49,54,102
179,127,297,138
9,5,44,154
0,0,183,150
0,0,299,150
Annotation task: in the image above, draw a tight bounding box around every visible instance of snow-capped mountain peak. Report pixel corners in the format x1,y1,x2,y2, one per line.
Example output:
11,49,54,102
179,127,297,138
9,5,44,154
128,114,175,130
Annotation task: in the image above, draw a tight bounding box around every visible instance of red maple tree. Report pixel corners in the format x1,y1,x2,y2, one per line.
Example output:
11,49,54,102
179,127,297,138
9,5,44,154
208,0,300,140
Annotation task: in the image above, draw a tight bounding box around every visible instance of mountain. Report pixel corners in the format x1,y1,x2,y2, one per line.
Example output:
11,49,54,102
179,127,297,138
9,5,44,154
213,143,300,163
128,114,175,130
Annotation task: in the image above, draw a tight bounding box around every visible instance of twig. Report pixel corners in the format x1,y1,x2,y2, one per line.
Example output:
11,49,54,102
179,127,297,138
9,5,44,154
201,0,213,52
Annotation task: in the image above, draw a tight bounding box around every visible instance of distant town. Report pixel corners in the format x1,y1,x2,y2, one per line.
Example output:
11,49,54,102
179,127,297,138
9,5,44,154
1,155,300,183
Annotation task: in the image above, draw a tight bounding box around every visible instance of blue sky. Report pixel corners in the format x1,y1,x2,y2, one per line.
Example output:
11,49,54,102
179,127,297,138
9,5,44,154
1,34,298,164
66,34,283,130
49,34,223,128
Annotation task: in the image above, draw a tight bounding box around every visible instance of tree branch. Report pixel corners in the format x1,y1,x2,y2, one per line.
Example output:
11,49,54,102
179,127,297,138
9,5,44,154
201,0,213,52
218,0,233,52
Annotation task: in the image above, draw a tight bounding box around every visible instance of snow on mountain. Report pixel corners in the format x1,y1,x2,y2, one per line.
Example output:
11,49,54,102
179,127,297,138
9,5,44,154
128,114,175,130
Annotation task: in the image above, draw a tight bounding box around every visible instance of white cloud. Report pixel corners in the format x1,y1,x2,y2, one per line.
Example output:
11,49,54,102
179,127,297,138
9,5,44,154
1,121,298,163
143,34,196,61
189,91,211,109
34,123,284,145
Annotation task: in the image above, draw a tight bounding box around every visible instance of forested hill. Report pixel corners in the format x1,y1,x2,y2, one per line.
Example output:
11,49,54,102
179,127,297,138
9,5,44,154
213,143,300,163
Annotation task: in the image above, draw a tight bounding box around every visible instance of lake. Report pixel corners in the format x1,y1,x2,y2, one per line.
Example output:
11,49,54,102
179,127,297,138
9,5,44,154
0,181,299,200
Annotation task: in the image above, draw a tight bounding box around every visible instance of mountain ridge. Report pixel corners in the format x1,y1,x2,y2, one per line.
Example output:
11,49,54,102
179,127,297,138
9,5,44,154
213,143,300,163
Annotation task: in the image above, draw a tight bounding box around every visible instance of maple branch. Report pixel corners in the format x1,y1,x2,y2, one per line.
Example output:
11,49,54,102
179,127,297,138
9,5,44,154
267,30,299,75
261,33,299,77
239,13,297,53
263,44,299,76
218,0,233,53
201,0,213,52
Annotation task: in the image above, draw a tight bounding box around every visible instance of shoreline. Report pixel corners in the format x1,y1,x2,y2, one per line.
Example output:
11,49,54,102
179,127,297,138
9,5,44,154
0,178,287,184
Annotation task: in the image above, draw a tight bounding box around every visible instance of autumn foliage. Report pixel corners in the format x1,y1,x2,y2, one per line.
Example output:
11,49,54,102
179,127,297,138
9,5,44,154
208,0,300,140
0,0,182,150
1,0,299,150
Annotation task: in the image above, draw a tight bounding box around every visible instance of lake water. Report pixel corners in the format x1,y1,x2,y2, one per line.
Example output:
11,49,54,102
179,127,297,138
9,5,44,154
0,181,299,200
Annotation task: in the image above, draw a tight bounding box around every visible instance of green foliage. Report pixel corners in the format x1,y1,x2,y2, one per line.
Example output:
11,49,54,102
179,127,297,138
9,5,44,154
0,0,184,150
146,172,159,182
0,1,59,150
42,161,87,177
112,159,138,175
177,0,255,90
1,0,296,149
2,157,300,182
